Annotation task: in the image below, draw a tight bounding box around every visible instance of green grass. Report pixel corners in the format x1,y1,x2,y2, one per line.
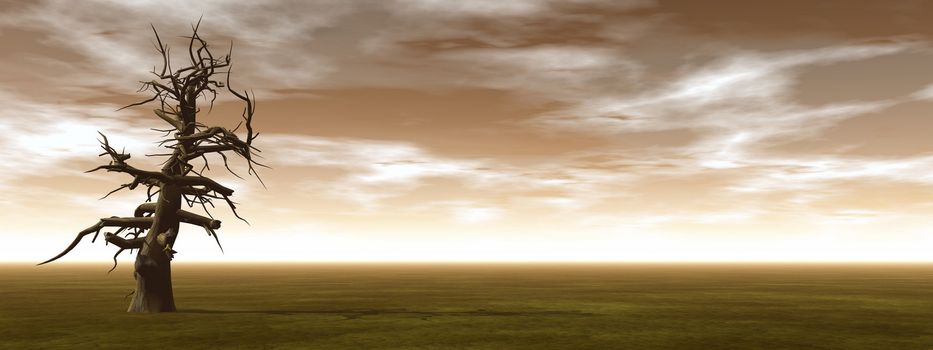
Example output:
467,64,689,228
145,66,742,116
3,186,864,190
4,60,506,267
2,263,932,349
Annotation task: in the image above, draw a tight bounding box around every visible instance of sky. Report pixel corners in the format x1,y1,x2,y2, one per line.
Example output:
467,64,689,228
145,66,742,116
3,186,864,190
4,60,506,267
3,0,933,262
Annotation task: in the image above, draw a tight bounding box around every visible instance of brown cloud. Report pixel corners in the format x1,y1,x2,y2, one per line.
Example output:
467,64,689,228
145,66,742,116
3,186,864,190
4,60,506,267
4,0,933,262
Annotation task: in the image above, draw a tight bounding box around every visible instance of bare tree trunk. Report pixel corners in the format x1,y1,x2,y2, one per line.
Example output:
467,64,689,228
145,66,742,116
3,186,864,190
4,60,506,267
128,184,182,312
128,254,175,312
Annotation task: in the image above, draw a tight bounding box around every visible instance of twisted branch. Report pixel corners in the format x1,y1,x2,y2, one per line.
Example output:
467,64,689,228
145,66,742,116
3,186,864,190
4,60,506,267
39,217,152,265
43,23,263,268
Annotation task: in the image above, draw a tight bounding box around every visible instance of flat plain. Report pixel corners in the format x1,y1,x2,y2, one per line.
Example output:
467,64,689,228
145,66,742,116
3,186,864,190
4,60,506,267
1,263,932,349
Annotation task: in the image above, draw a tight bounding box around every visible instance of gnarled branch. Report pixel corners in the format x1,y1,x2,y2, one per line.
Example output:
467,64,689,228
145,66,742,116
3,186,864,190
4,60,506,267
177,209,221,229
100,217,154,229
39,217,153,265
87,132,168,186
45,24,264,272
135,203,157,217
172,176,234,196
104,233,145,249
154,109,183,131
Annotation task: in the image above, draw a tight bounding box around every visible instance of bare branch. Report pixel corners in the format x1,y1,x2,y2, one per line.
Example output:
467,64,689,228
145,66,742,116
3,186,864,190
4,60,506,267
39,221,105,265
105,232,145,249
46,25,266,275
93,226,126,243
100,217,154,229
39,217,151,265
117,94,159,112
135,203,157,217
100,184,131,200
172,175,234,196
177,209,221,229
108,248,125,274
154,109,183,131
88,132,169,185
204,225,224,253
222,194,249,224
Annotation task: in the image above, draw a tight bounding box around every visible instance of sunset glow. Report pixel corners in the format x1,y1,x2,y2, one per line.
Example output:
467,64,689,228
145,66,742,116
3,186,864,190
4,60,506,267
3,0,933,262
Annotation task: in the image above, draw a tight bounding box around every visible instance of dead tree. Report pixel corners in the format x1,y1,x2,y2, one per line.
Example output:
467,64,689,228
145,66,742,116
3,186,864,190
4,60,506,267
39,22,266,313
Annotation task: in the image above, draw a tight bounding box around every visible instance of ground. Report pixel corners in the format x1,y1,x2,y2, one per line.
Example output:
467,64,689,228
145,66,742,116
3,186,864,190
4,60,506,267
1,263,932,349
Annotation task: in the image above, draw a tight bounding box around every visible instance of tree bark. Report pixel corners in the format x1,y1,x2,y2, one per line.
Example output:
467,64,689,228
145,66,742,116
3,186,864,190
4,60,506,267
128,254,175,312
127,184,182,312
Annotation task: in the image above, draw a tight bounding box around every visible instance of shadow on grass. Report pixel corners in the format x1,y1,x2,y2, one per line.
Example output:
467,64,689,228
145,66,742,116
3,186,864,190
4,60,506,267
180,308,596,320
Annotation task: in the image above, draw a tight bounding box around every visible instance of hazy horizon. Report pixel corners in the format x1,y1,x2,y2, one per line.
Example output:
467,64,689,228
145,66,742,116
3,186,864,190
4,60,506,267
10,261,933,265
4,1,933,263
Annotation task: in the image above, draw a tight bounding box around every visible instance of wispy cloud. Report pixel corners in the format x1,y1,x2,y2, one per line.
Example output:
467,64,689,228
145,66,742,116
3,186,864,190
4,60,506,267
5,1,933,262
0,90,157,187
260,134,637,214
523,40,933,197
0,0,356,99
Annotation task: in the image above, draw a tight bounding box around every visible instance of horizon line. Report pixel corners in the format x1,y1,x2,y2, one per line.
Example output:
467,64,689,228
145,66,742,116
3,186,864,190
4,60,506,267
6,260,933,265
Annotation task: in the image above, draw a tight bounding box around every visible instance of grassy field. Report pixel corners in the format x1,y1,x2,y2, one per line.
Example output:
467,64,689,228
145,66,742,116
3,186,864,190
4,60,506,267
1,263,932,349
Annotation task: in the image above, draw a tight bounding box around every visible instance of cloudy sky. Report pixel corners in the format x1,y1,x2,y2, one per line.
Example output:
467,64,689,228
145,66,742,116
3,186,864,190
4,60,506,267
3,0,933,262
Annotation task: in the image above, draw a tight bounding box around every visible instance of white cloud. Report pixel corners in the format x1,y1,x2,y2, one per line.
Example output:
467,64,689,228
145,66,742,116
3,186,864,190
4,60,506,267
264,134,479,184
392,0,550,17
264,134,485,208
523,41,933,202
533,42,918,133
0,90,158,188
390,0,655,18
436,46,642,92
911,83,933,100
261,134,641,212
452,206,503,224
